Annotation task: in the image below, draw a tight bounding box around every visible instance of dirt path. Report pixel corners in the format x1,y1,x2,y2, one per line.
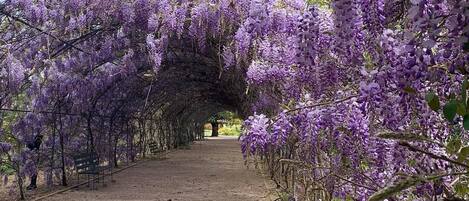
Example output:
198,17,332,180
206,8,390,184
44,137,269,201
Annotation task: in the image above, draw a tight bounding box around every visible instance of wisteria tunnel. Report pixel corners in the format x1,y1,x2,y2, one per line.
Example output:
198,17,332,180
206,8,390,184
86,37,253,149
1,0,469,200
0,1,255,149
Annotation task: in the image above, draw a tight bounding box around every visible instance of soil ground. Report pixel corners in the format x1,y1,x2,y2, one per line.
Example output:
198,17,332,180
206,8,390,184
41,136,270,201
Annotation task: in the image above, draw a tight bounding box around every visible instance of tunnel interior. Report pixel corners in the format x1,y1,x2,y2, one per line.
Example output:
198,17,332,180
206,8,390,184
0,1,263,190
84,36,254,155
139,47,249,147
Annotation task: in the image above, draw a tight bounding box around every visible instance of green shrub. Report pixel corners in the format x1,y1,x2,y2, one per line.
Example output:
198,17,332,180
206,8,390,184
219,125,241,136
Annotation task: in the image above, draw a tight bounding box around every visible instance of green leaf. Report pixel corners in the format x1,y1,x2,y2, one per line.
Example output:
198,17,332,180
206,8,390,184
450,93,457,100
407,159,417,167
0,164,15,175
464,115,469,130
458,146,469,162
462,79,468,102
403,86,417,94
464,78,469,90
455,182,469,196
467,98,469,110
305,0,331,7
457,102,467,116
425,92,440,111
368,176,426,201
443,100,458,121
447,137,462,155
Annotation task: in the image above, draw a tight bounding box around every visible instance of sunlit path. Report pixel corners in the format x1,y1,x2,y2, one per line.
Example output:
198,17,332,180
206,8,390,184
44,137,269,201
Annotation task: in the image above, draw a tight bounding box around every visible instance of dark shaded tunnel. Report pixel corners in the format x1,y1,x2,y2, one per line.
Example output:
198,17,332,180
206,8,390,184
100,37,254,155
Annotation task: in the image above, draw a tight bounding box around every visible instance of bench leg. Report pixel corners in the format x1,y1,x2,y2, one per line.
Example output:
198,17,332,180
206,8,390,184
91,175,94,190
103,171,106,186
95,172,101,187
111,168,114,183
87,174,90,188
101,173,104,187
94,175,98,190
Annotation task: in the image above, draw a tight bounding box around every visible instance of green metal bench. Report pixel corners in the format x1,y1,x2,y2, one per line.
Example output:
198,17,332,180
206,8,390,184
148,142,167,158
73,152,111,189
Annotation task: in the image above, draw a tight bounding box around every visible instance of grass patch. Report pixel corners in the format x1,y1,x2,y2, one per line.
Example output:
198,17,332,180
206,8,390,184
204,124,241,137
219,125,241,136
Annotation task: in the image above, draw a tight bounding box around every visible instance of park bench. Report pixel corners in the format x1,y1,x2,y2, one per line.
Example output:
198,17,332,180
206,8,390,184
148,141,167,158
73,152,112,189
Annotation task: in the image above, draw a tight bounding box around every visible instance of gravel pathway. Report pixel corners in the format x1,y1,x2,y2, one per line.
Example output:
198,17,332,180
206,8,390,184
44,137,269,201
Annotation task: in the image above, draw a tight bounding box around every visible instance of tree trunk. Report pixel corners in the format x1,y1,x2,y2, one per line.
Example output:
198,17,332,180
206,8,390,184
113,136,118,168
128,123,135,162
113,127,119,168
139,120,146,158
49,115,57,187
16,168,25,200
58,115,67,186
108,117,114,167
211,122,219,137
